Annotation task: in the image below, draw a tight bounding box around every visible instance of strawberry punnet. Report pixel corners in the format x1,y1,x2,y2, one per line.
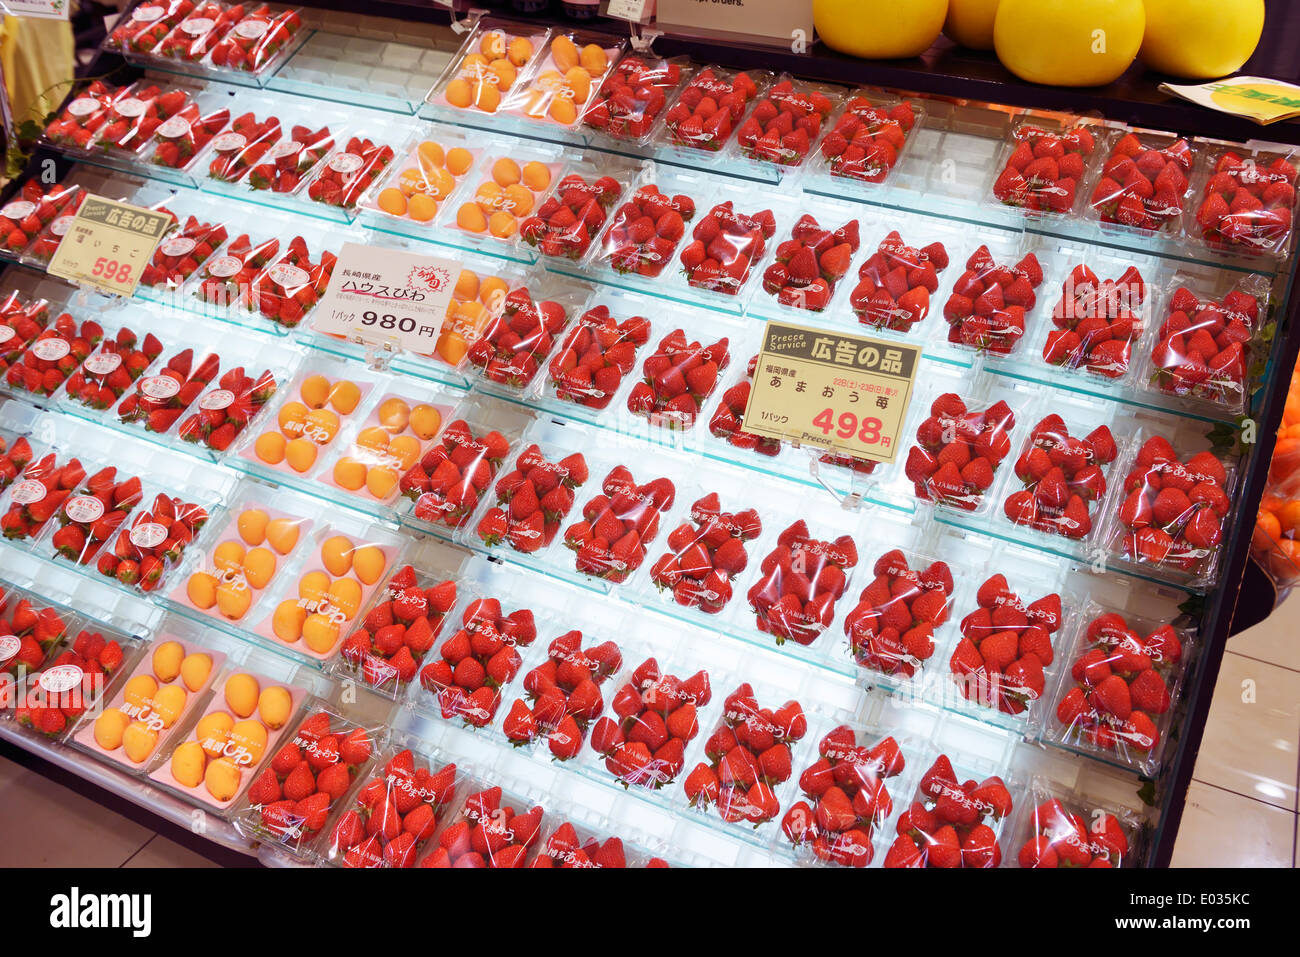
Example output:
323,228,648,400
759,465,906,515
1017,793,1133,868
679,200,775,296
307,135,394,210
156,2,244,61
650,491,762,615
1054,609,1185,768
950,573,1062,716
476,443,588,555
97,492,209,592
1116,436,1230,574
14,627,127,737
105,0,195,53
783,724,906,868
685,684,806,826
850,230,948,332
252,235,337,327
589,656,710,789
43,82,117,149
709,355,782,458
761,214,859,312
250,710,372,853
405,419,510,529
325,748,458,868
140,216,228,289
116,346,219,435
50,465,143,568
0,291,51,371
748,520,858,646
564,465,674,584
601,184,697,277
884,754,1012,868
1090,131,1193,233
1,179,77,255
521,172,623,260
1043,263,1145,378
177,365,277,452
627,328,729,428
249,125,334,193
843,548,954,678
583,55,683,141
662,66,761,153
531,819,668,868
206,111,283,183
418,597,534,730
150,104,229,169
547,305,651,410
208,5,303,73
5,313,103,397
734,77,836,168
0,591,71,678
1194,148,1297,254
193,232,280,311
466,286,570,390
942,245,1042,354
993,123,1097,213
0,453,82,543
1004,415,1118,540
416,784,544,868
94,84,189,154
340,564,457,693
819,95,918,184
503,629,622,761
906,392,1017,511
0,434,33,492
1149,283,1261,409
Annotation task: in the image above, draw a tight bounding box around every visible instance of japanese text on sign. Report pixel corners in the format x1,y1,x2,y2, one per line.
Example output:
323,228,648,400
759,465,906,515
46,195,172,297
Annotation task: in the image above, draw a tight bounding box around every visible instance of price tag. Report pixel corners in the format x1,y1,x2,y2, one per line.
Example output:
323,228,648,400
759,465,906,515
47,195,171,298
742,320,920,466
313,242,460,356
604,0,649,23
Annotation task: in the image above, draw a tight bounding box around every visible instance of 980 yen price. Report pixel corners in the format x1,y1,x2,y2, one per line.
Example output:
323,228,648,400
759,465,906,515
359,310,436,338
813,408,883,444
92,258,134,284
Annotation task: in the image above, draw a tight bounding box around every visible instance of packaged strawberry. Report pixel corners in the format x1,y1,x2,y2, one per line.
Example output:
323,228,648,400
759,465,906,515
98,492,210,592
562,464,675,584
905,391,1018,512
321,393,455,506
404,417,512,530
0,291,51,368
431,26,545,118
678,199,776,300
818,91,922,185
475,440,590,556
783,722,909,868
759,212,860,312
684,683,806,828
843,546,954,681
140,216,228,289
708,354,783,458
321,746,460,868
465,283,577,393
207,5,304,73
251,235,337,327
155,1,244,61
0,589,72,679
1042,262,1146,379
336,564,458,695
660,66,766,154
992,120,1099,214
2,180,78,256
1146,274,1269,413
1089,130,1194,234
1049,604,1190,774
93,84,189,155
240,707,374,853
1113,433,1233,579
116,347,220,435
448,151,561,247
849,229,949,332
747,519,859,646
0,453,83,542
648,491,762,615
62,327,162,411
417,782,545,868
520,170,625,262
23,187,104,266
1004,411,1119,541
883,753,1014,868
503,626,623,762
530,818,669,868
627,327,729,429
4,314,103,397
305,136,395,210
582,54,688,143
191,232,280,311
545,302,651,412
205,111,283,184
1193,145,1297,256
943,245,1044,355
149,103,231,170
1013,781,1139,868
12,625,135,739
735,76,839,169
42,82,118,149
105,0,196,53
48,465,143,568
949,572,1064,719
415,593,538,730
589,655,711,790
598,181,698,279
0,433,34,491
248,124,335,194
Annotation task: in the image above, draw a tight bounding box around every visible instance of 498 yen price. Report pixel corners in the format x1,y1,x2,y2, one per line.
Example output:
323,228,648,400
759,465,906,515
812,408,885,445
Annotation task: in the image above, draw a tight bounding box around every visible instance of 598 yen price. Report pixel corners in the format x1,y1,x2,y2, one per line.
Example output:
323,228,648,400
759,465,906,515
91,258,134,284
813,408,884,445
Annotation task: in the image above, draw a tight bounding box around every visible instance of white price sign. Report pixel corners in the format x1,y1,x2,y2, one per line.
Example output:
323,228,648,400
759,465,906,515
605,0,649,22
312,242,460,355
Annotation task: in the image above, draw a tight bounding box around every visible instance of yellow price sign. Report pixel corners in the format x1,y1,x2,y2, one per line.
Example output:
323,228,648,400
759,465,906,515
1161,76,1300,126
742,320,921,465
47,195,171,297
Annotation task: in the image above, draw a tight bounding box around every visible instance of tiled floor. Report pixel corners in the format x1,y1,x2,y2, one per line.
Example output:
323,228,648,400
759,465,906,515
0,596,1296,867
